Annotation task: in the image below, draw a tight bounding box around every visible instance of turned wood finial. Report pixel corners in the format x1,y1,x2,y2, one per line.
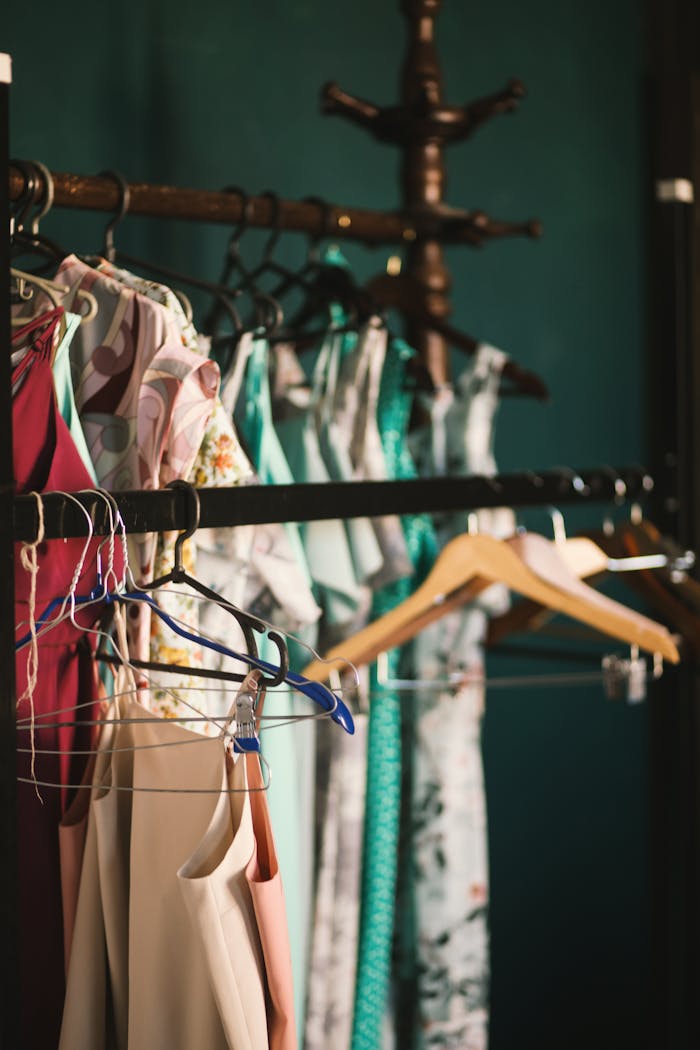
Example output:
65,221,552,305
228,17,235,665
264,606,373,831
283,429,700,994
321,1,537,385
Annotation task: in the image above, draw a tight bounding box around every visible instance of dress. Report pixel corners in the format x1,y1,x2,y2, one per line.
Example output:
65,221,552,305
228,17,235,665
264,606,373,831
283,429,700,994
12,310,122,1050
402,344,514,1050
273,339,363,632
351,337,437,1050
305,713,368,1050
225,331,320,1044
52,310,99,483
94,259,253,729
55,255,219,661
246,753,298,1050
60,685,269,1050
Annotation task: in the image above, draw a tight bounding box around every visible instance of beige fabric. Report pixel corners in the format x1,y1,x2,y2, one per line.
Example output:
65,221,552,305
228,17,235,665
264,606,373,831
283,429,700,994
60,693,269,1050
178,753,269,1050
58,748,95,975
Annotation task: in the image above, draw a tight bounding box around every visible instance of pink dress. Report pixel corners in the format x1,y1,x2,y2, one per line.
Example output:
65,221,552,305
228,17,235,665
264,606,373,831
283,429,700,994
245,753,298,1050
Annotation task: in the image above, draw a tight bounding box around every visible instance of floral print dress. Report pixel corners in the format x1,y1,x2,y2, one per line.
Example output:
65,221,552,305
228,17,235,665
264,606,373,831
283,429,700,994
56,256,219,668
95,261,252,730
400,345,514,1050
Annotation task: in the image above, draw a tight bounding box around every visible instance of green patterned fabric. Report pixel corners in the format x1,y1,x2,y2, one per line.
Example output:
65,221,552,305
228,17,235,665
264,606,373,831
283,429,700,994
352,338,437,1050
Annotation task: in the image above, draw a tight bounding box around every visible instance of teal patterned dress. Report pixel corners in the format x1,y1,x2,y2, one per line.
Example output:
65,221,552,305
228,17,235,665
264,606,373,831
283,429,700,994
351,338,437,1050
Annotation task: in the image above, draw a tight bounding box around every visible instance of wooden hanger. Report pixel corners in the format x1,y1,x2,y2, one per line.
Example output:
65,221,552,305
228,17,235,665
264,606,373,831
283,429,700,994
616,521,700,656
488,522,700,656
302,530,680,682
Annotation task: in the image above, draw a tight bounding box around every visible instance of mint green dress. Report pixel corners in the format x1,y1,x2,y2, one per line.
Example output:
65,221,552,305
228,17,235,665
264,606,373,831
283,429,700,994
351,338,437,1050
52,312,99,484
230,331,319,1046
273,336,365,631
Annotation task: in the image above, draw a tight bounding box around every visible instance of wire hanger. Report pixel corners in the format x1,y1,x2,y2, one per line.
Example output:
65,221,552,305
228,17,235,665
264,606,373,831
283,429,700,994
15,486,355,735
10,161,98,324
111,480,355,733
301,491,680,682
373,645,664,702
18,634,275,793
89,171,266,360
135,480,289,685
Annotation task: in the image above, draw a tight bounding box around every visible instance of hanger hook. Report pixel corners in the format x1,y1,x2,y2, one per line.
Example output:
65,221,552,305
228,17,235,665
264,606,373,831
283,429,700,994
260,630,290,689
605,465,628,505
555,467,589,500
252,289,283,337
259,189,282,263
98,170,131,262
547,506,567,545
10,159,38,237
524,469,545,491
599,465,627,535
27,161,54,236
303,195,335,264
223,185,255,260
629,465,654,525
166,480,201,573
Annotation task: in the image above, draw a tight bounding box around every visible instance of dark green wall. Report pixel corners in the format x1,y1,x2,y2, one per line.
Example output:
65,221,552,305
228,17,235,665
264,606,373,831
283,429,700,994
6,3,649,1047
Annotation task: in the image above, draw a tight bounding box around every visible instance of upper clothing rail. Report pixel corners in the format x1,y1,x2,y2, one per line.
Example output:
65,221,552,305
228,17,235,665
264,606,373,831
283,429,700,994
8,164,539,247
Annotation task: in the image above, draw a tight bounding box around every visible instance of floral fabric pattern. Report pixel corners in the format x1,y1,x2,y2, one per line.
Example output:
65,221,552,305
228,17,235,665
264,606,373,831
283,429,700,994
95,261,251,730
401,345,514,1050
56,256,219,665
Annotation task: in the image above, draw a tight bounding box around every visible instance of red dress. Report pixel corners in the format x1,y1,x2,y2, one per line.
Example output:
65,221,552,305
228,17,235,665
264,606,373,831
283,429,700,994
12,310,122,1049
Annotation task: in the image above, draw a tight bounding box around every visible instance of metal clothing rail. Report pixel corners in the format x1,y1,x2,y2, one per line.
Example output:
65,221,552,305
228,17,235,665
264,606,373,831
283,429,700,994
12,467,655,542
8,165,539,247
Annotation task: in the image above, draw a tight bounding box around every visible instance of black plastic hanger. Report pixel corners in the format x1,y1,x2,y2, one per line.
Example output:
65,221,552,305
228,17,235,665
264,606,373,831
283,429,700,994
91,170,252,363
10,159,68,270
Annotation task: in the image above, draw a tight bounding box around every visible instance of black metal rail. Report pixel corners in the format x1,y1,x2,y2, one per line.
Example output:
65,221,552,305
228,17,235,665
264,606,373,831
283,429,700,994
11,467,653,541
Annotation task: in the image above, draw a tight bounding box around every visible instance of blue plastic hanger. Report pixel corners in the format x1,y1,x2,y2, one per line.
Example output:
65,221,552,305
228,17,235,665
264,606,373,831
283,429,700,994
16,581,353,735
107,588,354,734
16,480,355,737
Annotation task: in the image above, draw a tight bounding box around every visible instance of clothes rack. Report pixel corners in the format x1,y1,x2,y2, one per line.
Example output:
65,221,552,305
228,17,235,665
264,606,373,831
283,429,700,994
0,4,676,1041
7,167,538,247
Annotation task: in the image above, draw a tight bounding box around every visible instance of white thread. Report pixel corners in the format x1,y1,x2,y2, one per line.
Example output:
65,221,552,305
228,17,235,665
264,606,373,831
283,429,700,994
17,492,45,800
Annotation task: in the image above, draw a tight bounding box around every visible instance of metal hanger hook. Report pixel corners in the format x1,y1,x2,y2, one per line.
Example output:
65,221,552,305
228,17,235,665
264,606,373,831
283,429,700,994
27,161,54,235
524,469,545,490
223,185,255,258
629,465,654,524
303,195,335,263
259,189,282,263
167,480,201,572
98,170,131,262
10,159,38,237
602,465,627,505
599,465,627,535
547,505,567,545
555,466,589,499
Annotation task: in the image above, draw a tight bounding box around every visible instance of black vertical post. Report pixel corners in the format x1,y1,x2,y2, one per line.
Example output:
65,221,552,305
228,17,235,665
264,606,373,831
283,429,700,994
647,69,700,1050
0,52,18,1050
